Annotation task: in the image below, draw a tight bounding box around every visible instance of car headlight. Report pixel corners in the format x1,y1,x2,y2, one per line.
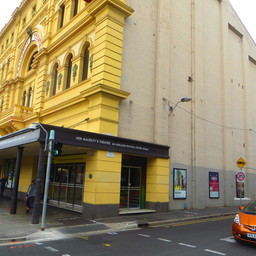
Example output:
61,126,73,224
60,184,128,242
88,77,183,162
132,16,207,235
234,214,240,225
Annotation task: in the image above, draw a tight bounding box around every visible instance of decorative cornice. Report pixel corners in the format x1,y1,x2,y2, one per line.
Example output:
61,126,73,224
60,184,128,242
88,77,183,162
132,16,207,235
80,84,130,100
86,0,134,19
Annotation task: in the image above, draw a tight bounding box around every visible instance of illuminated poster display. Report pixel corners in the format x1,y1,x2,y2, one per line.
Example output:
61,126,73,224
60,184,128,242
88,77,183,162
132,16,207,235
209,172,219,198
173,168,187,199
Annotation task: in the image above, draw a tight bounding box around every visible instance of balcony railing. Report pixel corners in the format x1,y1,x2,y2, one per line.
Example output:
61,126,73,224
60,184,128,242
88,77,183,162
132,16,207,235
0,105,33,121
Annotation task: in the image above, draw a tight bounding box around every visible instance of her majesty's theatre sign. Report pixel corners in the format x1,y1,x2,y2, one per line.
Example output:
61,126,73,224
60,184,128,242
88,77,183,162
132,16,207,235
0,124,169,159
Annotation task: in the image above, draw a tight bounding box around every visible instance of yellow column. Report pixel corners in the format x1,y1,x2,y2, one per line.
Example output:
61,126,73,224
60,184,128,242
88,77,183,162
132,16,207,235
89,0,133,89
33,49,48,113
84,150,122,218
146,158,170,212
81,0,133,135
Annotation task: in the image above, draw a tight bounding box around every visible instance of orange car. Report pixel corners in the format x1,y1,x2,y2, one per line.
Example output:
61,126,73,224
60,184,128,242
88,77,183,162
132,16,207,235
232,199,256,244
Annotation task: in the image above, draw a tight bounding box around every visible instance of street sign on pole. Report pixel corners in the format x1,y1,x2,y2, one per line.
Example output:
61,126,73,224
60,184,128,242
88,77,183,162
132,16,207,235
236,171,246,183
236,157,247,169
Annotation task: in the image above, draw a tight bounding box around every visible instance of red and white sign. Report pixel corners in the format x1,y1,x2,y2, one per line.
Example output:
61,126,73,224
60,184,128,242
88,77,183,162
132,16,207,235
236,171,246,182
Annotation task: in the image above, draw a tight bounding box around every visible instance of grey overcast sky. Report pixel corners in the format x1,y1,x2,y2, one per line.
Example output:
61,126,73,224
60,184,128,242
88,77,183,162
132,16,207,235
0,0,255,42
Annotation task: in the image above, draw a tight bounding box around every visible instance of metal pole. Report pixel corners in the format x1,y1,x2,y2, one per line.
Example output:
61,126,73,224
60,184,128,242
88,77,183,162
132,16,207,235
32,142,45,224
41,130,55,231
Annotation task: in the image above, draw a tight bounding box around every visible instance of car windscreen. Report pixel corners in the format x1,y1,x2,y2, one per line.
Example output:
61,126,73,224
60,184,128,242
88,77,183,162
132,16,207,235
243,200,256,215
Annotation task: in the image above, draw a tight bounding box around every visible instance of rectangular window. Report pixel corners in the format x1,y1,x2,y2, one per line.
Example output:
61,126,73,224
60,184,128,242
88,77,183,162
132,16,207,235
59,5,65,29
32,5,37,16
236,171,245,198
73,0,78,17
22,17,26,28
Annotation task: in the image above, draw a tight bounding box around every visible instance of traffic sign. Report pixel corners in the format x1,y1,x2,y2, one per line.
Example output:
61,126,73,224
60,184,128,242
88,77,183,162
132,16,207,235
236,157,247,169
236,171,246,182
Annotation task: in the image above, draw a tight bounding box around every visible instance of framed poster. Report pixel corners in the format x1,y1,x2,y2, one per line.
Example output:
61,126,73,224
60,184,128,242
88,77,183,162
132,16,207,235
209,172,219,199
173,168,187,199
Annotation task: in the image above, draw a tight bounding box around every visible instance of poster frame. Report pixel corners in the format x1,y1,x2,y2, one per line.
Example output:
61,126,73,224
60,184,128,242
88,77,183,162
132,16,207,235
173,168,187,199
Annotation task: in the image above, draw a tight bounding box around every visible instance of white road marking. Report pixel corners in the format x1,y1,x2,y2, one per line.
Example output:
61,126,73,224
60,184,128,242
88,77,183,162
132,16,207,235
157,238,172,243
178,242,197,248
204,249,226,255
45,246,59,252
138,234,151,237
220,236,236,243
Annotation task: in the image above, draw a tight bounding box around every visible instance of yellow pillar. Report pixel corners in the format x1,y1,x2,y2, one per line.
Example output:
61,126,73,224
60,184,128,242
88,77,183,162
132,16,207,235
84,150,122,218
81,0,133,135
146,158,170,212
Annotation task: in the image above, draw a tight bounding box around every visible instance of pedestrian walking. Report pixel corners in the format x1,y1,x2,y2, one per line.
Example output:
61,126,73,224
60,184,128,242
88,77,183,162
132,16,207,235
26,178,37,213
0,176,7,198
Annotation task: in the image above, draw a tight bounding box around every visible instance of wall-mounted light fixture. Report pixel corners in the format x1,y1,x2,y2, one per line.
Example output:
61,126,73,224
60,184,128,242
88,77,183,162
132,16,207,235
163,97,192,116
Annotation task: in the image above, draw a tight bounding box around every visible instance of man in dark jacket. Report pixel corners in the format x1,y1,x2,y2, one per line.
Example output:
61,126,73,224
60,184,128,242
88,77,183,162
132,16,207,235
26,179,37,213
0,176,7,198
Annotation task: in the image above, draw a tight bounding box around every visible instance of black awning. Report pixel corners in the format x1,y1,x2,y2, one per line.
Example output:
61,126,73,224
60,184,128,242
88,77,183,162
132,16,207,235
0,124,169,159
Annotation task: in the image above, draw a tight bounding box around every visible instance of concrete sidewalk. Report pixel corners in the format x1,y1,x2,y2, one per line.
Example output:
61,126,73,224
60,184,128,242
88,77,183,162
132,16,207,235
0,197,239,244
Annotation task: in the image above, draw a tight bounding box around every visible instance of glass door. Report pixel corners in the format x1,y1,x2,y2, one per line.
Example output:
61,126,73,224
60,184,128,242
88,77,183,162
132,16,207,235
120,166,141,208
49,164,85,210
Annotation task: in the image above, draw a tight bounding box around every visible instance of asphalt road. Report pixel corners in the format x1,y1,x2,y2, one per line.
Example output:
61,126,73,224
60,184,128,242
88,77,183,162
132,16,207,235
1,216,256,256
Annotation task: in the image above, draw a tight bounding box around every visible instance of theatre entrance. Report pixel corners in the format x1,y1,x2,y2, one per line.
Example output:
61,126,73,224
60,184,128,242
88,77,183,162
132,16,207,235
120,155,147,209
120,166,141,208
48,164,85,212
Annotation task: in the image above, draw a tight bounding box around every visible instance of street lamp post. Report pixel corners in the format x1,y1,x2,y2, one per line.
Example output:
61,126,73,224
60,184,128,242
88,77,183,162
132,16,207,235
163,97,192,116
41,129,55,231
29,123,55,230
30,122,48,151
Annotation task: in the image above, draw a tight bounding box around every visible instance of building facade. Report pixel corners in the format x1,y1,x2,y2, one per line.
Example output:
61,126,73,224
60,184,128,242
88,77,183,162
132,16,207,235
0,0,256,219
0,0,169,219
120,0,256,210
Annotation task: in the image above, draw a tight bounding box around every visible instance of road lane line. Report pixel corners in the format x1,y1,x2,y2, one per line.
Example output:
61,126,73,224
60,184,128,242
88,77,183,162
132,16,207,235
178,243,197,248
172,216,233,227
45,246,59,252
220,236,236,243
138,234,151,238
157,238,172,243
204,249,226,255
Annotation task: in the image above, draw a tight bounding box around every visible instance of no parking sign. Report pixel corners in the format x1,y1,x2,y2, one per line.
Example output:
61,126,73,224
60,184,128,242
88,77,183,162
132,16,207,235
236,171,246,183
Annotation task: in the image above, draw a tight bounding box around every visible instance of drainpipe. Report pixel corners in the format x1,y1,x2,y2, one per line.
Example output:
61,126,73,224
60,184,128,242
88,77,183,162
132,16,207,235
190,0,196,209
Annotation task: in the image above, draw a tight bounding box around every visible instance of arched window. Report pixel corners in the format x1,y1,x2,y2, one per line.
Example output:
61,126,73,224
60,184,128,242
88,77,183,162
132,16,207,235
82,45,89,81
22,91,27,106
28,51,38,71
66,54,73,89
52,64,58,96
27,87,32,107
73,0,78,17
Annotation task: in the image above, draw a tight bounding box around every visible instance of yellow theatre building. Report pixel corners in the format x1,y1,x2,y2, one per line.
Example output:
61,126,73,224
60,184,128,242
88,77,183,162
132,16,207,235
0,0,169,219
